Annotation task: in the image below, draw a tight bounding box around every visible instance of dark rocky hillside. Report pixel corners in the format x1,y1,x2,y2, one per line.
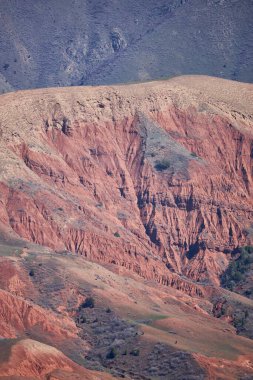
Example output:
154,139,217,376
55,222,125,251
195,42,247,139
0,0,253,93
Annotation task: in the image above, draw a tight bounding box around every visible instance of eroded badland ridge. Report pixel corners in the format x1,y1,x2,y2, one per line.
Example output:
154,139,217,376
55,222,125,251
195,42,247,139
0,76,253,379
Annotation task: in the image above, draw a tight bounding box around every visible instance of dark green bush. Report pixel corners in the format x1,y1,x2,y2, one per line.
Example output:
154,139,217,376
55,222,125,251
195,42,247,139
221,246,253,290
80,296,95,309
243,246,253,254
106,347,117,359
130,348,140,356
154,159,170,171
233,314,246,329
29,269,35,277
114,232,120,238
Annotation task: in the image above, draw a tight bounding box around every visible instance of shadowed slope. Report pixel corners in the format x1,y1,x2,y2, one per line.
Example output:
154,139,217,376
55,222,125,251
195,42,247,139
0,0,253,93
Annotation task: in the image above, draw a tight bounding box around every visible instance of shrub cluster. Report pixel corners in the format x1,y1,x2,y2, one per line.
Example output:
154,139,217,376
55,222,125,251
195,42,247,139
154,159,170,171
80,296,95,309
222,246,253,291
106,347,117,359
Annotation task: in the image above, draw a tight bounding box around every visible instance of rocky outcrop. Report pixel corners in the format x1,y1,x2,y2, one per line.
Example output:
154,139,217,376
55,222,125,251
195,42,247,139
0,76,252,290
0,289,78,339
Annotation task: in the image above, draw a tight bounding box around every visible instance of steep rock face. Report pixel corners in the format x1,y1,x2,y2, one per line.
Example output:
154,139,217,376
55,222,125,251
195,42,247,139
0,76,252,288
0,289,78,340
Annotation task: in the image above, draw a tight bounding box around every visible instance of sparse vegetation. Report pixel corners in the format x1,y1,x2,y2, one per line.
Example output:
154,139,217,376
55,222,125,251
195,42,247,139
213,298,249,333
80,296,95,309
154,159,170,171
221,246,253,291
190,152,198,158
130,348,140,356
233,312,247,330
78,315,86,324
245,290,252,297
114,232,120,238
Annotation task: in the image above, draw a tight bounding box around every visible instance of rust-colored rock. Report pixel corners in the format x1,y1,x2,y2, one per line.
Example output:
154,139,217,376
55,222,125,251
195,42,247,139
0,76,252,289
1,76,253,380
0,289,77,340
0,339,115,379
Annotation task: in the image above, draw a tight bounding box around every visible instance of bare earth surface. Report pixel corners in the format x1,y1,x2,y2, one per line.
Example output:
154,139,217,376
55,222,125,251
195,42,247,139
0,76,253,379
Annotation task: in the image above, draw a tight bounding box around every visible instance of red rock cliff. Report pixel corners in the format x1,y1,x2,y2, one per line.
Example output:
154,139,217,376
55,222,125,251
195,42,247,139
0,76,252,287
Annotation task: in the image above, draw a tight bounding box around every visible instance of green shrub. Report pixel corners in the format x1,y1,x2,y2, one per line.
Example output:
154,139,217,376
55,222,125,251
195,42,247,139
80,296,95,309
233,315,246,329
154,159,170,171
29,269,35,277
243,246,253,254
106,347,117,359
221,246,253,291
130,348,140,356
114,232,120,238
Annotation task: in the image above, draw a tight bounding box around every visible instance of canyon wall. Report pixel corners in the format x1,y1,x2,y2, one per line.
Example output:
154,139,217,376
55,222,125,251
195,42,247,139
0,76,252,288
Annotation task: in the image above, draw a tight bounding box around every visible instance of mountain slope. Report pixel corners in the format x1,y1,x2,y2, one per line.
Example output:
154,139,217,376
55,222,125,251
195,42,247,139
0,75,252,289
0,0,253,93
1,75,253,378
0,338,115,379
0,241,253,379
